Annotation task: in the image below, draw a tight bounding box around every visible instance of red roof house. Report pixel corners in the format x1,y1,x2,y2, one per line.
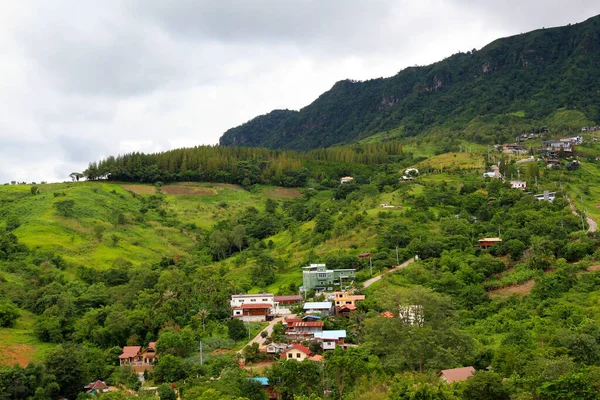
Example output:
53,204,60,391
281,344,312,361
440,366,476,383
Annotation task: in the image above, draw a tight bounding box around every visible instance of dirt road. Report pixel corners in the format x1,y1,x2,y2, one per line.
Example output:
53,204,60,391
362,258,416,288
566,195,597,233
238,315,289,354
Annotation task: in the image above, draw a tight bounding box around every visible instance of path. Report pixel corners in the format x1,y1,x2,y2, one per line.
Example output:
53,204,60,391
565,195,597,233
362,258,416,288
238,315,288,354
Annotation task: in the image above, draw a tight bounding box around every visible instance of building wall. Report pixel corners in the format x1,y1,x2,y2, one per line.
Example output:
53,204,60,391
284,349,308,361
322,340,336,350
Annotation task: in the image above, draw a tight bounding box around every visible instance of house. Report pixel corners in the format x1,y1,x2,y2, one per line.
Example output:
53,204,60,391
84,380,110,394
230,293,275,308
274,295,303,307
340,176,354,184
230,294,277,320
379,311,395,318
534,191,556,202
281,344,312,361
478,238,502,249
265,343,288,354
337,304,357,315
313,330,347,350
483,170,501,179
304,302,333,316
542,140,572,154
502,143,527,154
118,344,156,372
287,321,324,340
510,180,527,190
302,264,356,292
232,303,273,322
560,135,583,145
399,305,424,327
332,292,365,311
440,366,476,383
308,354,324,362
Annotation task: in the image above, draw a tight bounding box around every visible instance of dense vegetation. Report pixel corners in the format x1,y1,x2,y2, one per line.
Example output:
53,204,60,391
219,15,600,150
82,142,405,185
4,138,600,398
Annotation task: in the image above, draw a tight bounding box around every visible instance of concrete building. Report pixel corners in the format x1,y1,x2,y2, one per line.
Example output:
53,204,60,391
302,264,356,292
303,302,333,316
313,330,347,350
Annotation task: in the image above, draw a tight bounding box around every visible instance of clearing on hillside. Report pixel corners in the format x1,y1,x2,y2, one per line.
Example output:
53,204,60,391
0,344,35,367
414,152,485,171
161,185,217,195
488,279,535,299
265,187,302,199
122,185,156,194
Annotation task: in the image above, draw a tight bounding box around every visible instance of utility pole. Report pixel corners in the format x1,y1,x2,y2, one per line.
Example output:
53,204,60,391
200,341,203,365
370,256,373,276
396,245,399,265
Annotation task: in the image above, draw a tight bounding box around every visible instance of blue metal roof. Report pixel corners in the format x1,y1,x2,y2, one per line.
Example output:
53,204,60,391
250,377,269,386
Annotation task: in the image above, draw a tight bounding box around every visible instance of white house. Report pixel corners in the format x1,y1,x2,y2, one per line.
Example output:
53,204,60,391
313,330,347,350
510,181,527,190
340,176,354,184
265,343,288,354
230,293,277,321
534,191,556,202
303,302,333,316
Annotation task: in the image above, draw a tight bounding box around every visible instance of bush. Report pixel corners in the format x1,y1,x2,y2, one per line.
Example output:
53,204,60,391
0,301,19,327
227,318,247,341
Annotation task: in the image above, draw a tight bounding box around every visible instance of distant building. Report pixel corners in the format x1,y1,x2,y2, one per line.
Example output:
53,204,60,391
313,330,347,350
340,176,354,184
478,238,502,249
118,343,156,372
265,343,288,354
534,191,556,202
332,292,365,311
84,381,110,394
281,344,312,361
510,180,527,190
302,264,355,292
274,295,303,307
560,136,583,145
440,366,476,383
303,302,333,316
230,293,276,321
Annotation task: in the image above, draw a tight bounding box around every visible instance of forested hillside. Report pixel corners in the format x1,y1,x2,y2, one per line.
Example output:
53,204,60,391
5,137,600,398
219,15,600,150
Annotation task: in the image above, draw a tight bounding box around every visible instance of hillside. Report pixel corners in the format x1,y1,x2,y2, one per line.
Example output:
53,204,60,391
219,15,600,150
5,140,600,397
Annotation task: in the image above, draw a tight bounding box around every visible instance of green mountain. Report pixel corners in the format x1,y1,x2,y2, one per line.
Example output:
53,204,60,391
219,15,600,150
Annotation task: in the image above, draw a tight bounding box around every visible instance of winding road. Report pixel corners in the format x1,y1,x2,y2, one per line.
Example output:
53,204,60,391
565,195,597,233
362,257,416,288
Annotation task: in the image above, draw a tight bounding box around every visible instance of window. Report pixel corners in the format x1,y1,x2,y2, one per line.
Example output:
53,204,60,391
288,353,293,359
250,299,256,302
296,353,301,358
262,299,267,302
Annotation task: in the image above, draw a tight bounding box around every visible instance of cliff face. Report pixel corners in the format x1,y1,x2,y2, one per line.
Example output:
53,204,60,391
219,15,600,150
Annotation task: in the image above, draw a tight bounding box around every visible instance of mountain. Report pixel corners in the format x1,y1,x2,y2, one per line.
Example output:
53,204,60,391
219,15,600,150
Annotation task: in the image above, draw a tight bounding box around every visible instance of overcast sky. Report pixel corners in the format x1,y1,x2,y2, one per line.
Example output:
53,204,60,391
0,1,599,183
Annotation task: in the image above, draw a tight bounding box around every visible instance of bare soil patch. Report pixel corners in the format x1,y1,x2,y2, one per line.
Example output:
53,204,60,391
489,279,535,299
122,185,156,195
0,344,35,366
265,187,302,199
587,264,600,271
161,185,217,195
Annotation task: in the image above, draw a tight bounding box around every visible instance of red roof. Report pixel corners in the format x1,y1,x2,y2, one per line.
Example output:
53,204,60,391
339,304,357,311
380,311,395,318
234,303,273,310
119,346,141,359
147,342,156,350
86,380,108,390
308,354,324,362
293,322,324,327
440,366,476,383
281,344,311,358
285,317,302,323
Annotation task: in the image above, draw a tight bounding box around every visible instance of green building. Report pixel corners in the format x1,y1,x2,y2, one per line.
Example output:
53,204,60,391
302,264,356,292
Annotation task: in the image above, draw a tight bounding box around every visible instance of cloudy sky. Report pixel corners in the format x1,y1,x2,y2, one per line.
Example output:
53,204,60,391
1,1,599,183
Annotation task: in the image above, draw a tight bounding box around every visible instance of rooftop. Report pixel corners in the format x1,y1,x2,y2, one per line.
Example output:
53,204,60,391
281,344,311,356
118,346,141,359
440,366,476,383
314,330,347,340
304,302,332,309
478,238,502,242
231,293,274,298
274,295,303,302
234,303,273,309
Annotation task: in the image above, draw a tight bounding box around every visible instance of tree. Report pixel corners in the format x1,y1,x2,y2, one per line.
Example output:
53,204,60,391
44,344,87,399
0,301,19,327
461,371,509,400
153,354,186,383
55,200,75,218
231,225,246,252
158,383,177,400
243,342,261,363
314,212,333,234
30,186,39,195
228,318,247,341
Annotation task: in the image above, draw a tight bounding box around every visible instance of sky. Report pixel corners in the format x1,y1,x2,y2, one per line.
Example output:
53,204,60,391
0,1,599,183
